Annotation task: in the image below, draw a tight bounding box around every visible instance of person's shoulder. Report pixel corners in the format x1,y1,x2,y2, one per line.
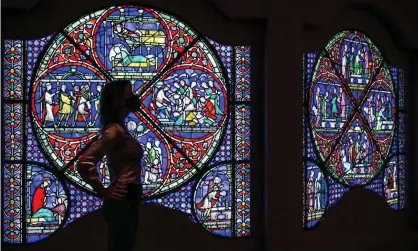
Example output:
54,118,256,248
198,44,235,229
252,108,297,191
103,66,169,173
103,123,125,136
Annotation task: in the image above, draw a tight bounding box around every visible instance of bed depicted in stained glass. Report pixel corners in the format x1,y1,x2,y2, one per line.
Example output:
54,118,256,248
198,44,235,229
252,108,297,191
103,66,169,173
31,6,228,197
2,5,252,243
302,30,406,229
25,165,68,243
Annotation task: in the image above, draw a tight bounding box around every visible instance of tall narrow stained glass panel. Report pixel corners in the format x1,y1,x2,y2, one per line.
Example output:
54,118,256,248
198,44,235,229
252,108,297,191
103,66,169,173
302,30,406,229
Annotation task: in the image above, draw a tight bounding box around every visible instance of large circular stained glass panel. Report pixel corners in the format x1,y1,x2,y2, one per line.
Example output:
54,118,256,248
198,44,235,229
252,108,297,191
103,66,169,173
30,5,228,197
308,30,395,186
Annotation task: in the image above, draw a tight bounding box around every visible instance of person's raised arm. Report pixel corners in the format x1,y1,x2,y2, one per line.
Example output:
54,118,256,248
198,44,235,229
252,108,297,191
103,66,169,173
76,124,124,198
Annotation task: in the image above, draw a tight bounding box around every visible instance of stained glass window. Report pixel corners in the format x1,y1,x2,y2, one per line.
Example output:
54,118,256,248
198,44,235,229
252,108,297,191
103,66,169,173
2,5,252,243
302,30,406,229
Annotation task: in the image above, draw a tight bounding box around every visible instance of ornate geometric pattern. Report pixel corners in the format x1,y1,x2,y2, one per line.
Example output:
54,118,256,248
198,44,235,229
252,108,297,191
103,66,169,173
207,40,233,166
209,40,233,81
398,69,405,110
3,40,23,100
2,164,23,244
145,179,195,216
235,105,251,160
235,163,250,237
235,46,250,102
364,172,383,194
26,109,50,164
209,117,232,165
303,30,406,229
327,177,350,207
2,5,252,242
26,35,54,100
398,154,406,209
64,182,102,227
3,103,23,161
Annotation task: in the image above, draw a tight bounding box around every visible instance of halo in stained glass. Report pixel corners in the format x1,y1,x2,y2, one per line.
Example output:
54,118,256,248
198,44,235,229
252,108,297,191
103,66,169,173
308,30,395,186
30,5,229,197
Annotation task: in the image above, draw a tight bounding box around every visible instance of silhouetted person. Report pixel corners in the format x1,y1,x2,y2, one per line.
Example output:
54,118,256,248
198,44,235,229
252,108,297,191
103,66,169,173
77,80,143,251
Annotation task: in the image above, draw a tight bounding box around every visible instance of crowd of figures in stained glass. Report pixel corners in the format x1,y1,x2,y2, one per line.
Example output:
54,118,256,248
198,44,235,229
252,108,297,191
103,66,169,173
302,30,406,229
2,5,251,243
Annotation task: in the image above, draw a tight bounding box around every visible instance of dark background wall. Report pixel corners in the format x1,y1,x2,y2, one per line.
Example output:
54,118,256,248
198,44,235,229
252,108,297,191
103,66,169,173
1,0,418,250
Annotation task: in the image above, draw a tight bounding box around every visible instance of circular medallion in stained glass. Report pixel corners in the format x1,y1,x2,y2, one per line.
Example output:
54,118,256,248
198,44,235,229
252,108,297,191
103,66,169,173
308,31,395,186
30,5,228,196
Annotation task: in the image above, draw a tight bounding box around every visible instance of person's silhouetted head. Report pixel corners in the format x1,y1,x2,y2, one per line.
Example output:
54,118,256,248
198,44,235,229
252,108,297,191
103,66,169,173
99,80,134,129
